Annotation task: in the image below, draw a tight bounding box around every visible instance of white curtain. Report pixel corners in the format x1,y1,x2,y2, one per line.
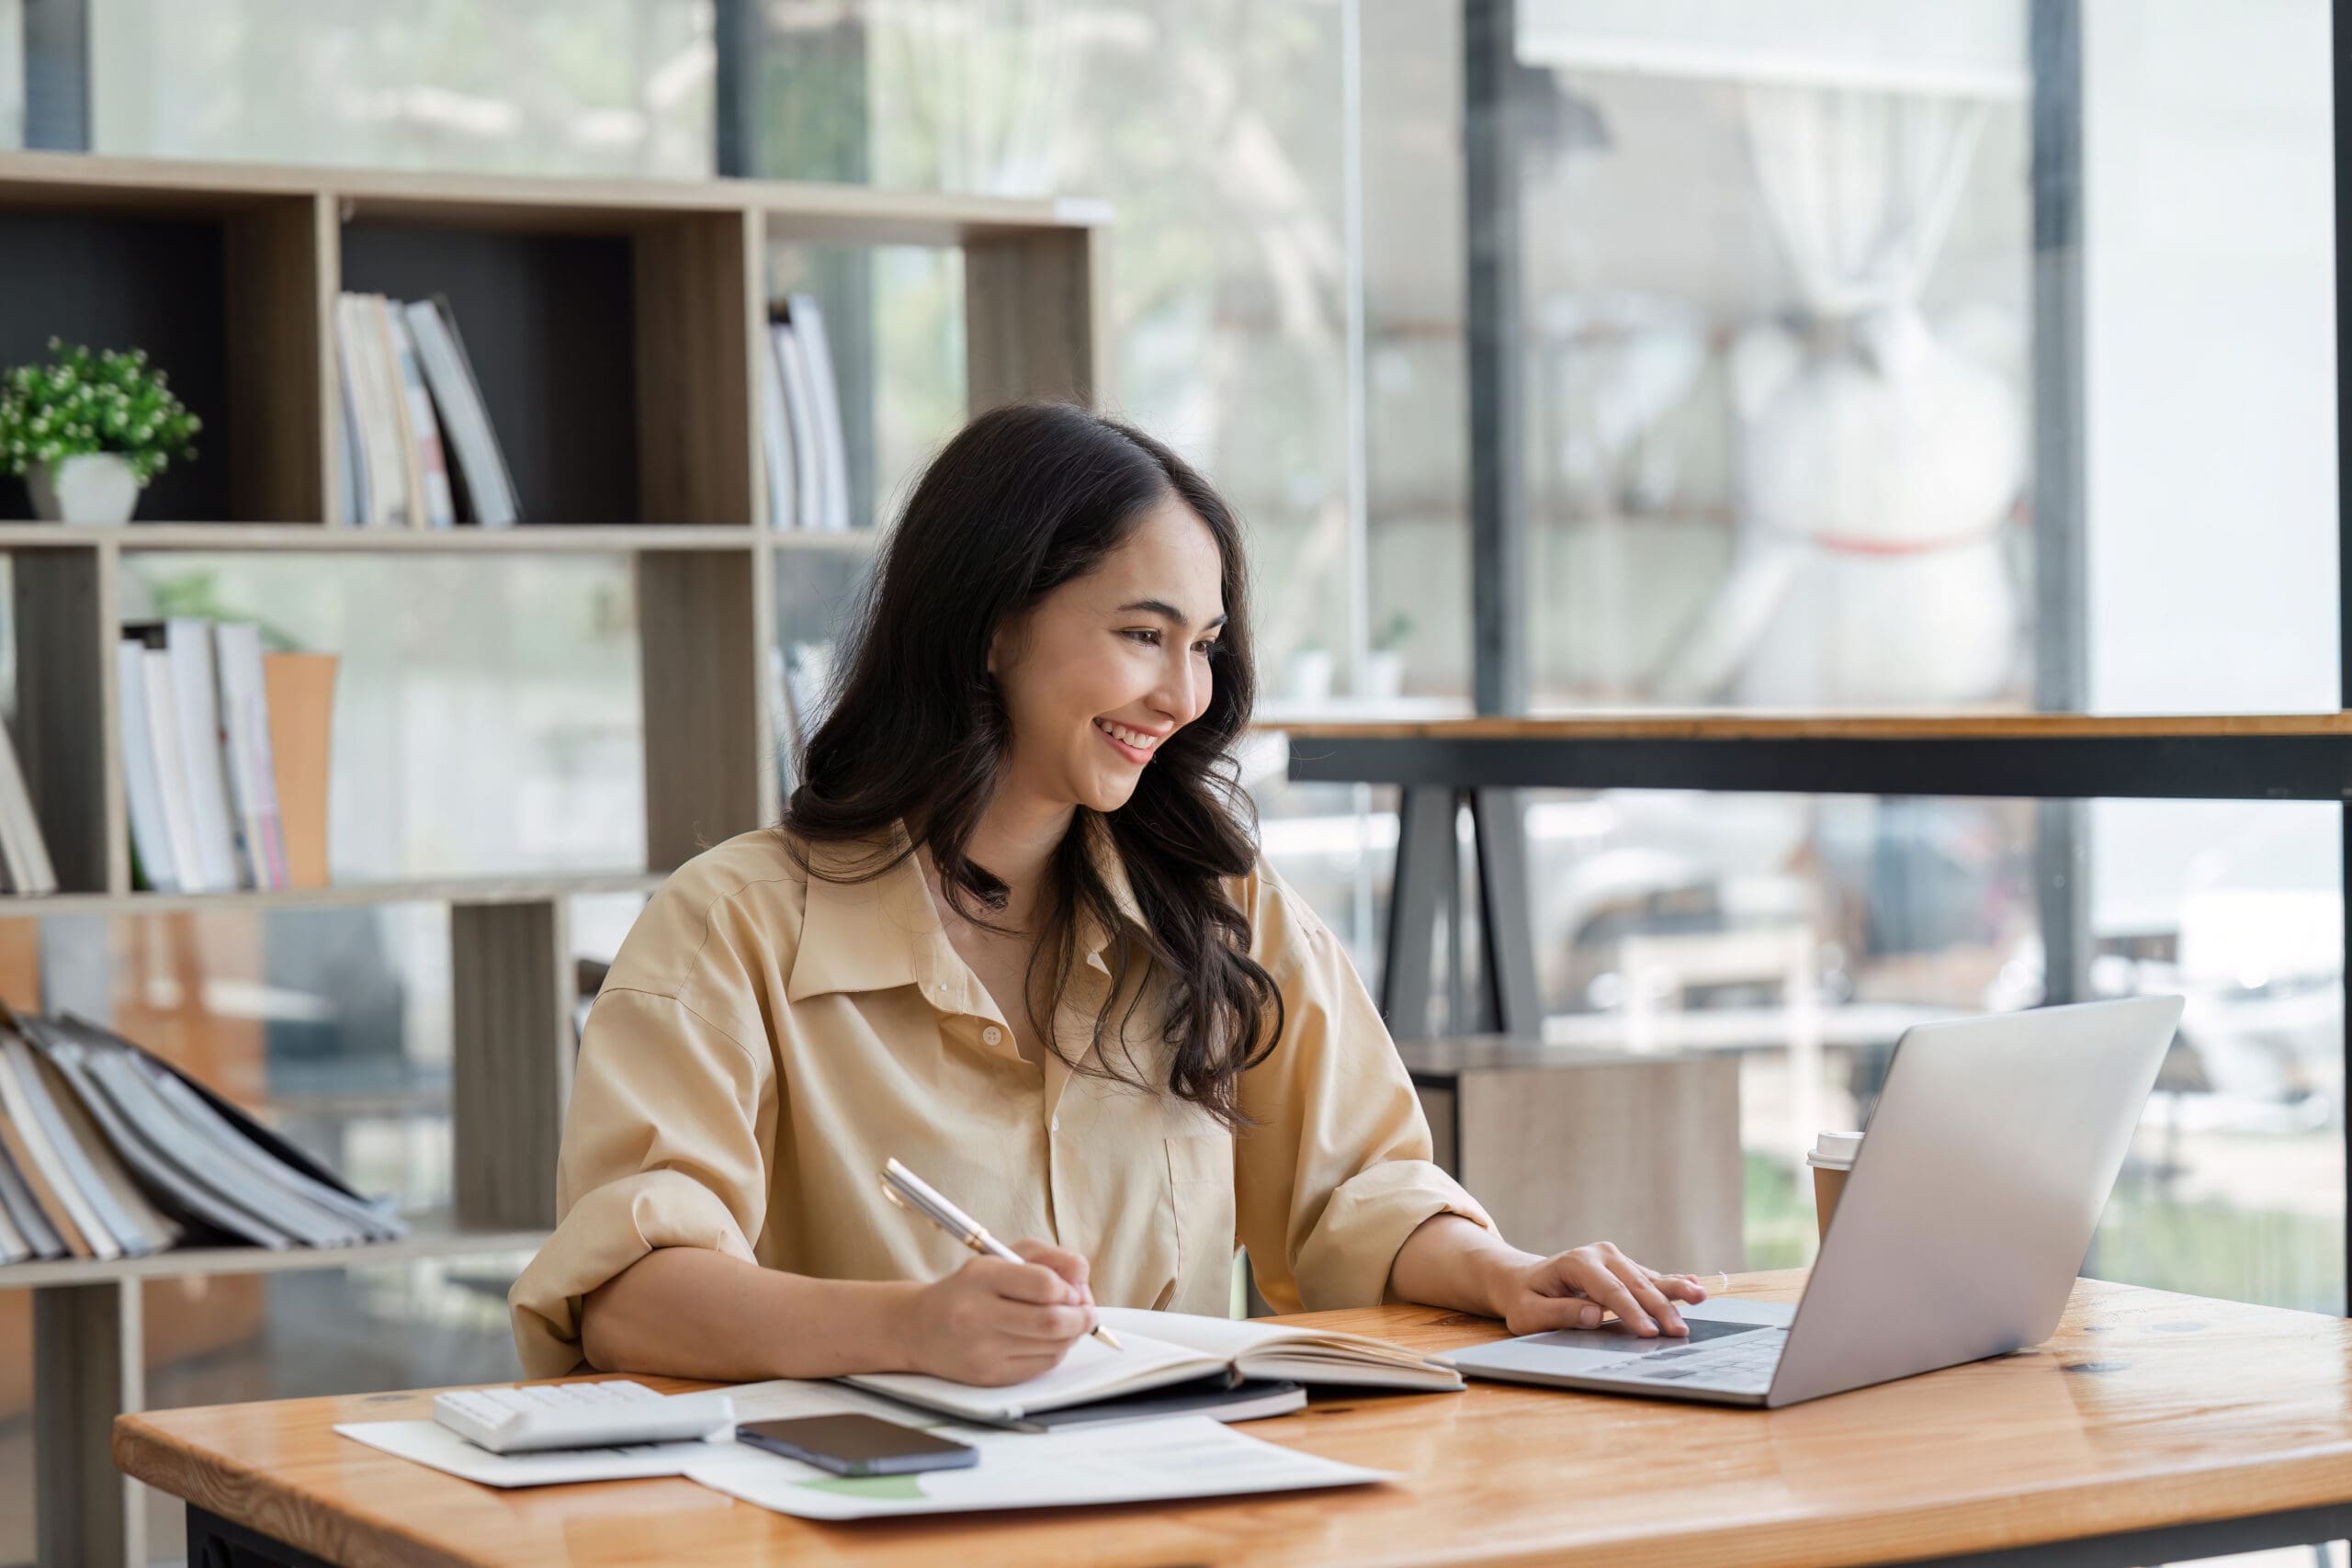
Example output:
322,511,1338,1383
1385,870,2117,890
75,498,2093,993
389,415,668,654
877,0,1077,195
1657,84,2017,705
1741,85,1986,328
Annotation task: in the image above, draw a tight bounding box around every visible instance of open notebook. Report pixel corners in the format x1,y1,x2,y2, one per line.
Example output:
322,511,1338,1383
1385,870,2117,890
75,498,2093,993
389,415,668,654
843,1307,1462,1426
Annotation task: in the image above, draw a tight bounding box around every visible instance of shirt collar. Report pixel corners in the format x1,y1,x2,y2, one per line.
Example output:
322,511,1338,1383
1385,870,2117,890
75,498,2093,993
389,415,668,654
786,816,1149,1004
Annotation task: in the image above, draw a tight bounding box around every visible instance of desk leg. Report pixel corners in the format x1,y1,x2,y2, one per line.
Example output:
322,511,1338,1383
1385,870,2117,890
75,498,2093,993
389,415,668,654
34,1279,143,1568
1468,787,1542,1036
187,1505,336,1568
1382,784,1456,1035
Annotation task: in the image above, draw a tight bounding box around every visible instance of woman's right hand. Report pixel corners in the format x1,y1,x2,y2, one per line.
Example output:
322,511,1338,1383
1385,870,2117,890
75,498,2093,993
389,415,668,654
894,1239,1097,1385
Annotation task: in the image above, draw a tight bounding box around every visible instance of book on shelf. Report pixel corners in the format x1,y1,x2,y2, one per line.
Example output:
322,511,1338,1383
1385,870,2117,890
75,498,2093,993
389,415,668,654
0,1119,62,1258
263,650,337,889
369,297,428,528
336,291,518,527
768,318,823,532
335,293,409,527
0,1077,90,1258
213,622,289,890
116,638,177,893
768,295,853,532
124,619,244,893
785,293,854,533
382,303,457,529
118,622,333,893
27,1039,183,1255
334,313,372,527
0,716,56,896
405,296,518,527
756,317,798,531
121,639,201,892
0,1179,27,1264
0,1031,119,1260
0,1010,406,1265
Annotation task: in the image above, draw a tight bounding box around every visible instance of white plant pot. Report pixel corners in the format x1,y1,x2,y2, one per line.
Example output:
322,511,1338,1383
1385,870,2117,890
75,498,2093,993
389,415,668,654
1283,649,1336,703
27,453,141,524
1363,649,1408,700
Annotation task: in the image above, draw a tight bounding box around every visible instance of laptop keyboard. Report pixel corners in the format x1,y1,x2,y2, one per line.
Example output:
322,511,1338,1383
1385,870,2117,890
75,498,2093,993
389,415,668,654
1589,1328,1785,1392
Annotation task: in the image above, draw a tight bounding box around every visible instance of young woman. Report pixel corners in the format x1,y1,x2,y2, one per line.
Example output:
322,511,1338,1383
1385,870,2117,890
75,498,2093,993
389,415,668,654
511,400,1707,1384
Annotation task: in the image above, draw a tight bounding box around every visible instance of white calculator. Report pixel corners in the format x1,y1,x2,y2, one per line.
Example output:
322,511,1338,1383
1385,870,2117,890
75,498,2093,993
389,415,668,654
431,1380,736,1453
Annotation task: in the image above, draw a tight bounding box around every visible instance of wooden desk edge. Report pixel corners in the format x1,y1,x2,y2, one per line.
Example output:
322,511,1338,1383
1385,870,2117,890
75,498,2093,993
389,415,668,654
1267,712,2352,741
112,1413,479,1568
108,1277,2352,1568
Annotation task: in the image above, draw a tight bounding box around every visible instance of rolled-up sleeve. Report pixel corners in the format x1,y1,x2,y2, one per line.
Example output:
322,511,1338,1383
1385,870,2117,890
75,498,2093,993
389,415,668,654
1233,865,1495,1314
509,987,778,1377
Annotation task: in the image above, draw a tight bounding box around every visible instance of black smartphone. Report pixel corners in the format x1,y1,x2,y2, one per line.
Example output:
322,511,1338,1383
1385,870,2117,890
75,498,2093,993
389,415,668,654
734,1415,978,1477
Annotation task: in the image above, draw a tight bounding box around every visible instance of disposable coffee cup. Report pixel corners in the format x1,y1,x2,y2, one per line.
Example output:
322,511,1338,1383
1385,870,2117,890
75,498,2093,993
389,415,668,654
1805,1131,1863,1240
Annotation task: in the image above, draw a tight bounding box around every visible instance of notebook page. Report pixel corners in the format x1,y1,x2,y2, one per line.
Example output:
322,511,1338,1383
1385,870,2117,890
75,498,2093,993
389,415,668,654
1096,1308,1437,1366
842,1330,1219,1420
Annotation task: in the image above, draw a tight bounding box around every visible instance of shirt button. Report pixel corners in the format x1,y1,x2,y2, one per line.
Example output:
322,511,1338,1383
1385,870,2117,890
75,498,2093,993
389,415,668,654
981,1026,1003,1046
1049,1116,1060,1133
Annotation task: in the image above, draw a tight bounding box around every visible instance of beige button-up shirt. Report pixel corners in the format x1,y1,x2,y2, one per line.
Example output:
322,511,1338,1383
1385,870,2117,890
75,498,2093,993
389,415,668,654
509,818,1491,1378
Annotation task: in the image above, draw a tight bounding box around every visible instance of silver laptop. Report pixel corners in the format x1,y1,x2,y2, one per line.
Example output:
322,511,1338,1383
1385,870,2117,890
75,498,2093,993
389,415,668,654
1445,995,2185,1409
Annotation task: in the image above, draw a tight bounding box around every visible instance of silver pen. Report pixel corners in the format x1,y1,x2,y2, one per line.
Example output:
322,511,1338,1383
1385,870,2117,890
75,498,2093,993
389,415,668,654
879,1156,1123,1350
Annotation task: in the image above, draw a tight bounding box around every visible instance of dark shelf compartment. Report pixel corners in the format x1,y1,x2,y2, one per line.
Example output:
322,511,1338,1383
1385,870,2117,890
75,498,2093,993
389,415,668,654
0,209,232,524
338,222,640,526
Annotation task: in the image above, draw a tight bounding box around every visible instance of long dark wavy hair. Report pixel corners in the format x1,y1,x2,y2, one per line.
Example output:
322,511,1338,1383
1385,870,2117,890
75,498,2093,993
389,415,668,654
776,400,1283,1126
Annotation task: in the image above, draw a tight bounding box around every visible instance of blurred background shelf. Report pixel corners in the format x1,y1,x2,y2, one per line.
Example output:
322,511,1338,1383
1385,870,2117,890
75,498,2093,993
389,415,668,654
0,1218,547,1291
0,869,668,919
0,141,1104,1568
0,523,789,552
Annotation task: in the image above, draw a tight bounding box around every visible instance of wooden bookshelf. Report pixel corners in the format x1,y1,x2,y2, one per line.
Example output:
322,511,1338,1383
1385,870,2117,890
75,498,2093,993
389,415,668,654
0,149,1107,1568
0,867,667,919
0,522,809,552
0,1218,548,1290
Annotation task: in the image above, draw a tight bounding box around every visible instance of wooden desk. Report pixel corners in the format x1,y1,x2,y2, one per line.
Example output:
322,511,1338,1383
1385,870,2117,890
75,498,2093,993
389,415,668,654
116,1271,2352,1568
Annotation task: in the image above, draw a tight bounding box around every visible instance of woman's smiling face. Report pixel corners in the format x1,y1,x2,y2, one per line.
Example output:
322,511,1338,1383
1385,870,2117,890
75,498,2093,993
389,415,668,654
989,491,1227,815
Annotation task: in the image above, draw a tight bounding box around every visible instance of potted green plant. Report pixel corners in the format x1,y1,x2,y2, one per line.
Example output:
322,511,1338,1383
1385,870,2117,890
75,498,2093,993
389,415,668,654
0,339,200,524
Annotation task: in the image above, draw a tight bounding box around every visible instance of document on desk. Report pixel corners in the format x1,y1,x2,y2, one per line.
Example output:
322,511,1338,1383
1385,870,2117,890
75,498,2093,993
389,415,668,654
333,1419,731,1488
683,1415,1389,1520
333,1382,1005,1491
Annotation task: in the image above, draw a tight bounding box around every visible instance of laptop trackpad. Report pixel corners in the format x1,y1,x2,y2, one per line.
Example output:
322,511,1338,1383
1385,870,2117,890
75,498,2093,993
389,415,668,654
1524,1316,1767,1357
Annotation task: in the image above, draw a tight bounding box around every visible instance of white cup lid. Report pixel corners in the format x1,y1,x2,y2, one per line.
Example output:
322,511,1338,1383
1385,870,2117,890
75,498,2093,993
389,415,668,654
1805,1130,1864,1168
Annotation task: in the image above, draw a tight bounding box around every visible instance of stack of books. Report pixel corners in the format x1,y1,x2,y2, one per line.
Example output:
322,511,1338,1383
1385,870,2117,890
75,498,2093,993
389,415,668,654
334,292,518,529
117,619,334,894
0,721,56,896
0,1010,404,1264
758,293,854,532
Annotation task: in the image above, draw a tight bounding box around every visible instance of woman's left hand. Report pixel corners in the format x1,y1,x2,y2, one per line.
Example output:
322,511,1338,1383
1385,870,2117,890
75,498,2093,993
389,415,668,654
1486,1241,1710,1338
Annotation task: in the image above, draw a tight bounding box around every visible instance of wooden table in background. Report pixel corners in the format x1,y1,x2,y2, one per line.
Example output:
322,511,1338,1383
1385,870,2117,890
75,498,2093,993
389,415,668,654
1277,711,2352,1038
115,1271,2352,1568
1399,1036,1744,1275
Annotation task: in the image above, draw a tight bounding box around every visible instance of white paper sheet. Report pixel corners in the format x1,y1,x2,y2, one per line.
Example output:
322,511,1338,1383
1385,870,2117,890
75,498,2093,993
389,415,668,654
682,1415,1388,1520
332,1420,729,1488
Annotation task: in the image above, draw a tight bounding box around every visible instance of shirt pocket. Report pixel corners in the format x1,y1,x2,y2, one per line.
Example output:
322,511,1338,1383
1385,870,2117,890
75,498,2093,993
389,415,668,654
1163,1133,1238,1317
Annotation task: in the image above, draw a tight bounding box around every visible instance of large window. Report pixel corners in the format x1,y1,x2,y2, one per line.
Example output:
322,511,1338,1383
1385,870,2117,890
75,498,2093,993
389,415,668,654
0,2,20,150
88,0,714,176
1504,787,2342,1312
1500,0,2335,715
